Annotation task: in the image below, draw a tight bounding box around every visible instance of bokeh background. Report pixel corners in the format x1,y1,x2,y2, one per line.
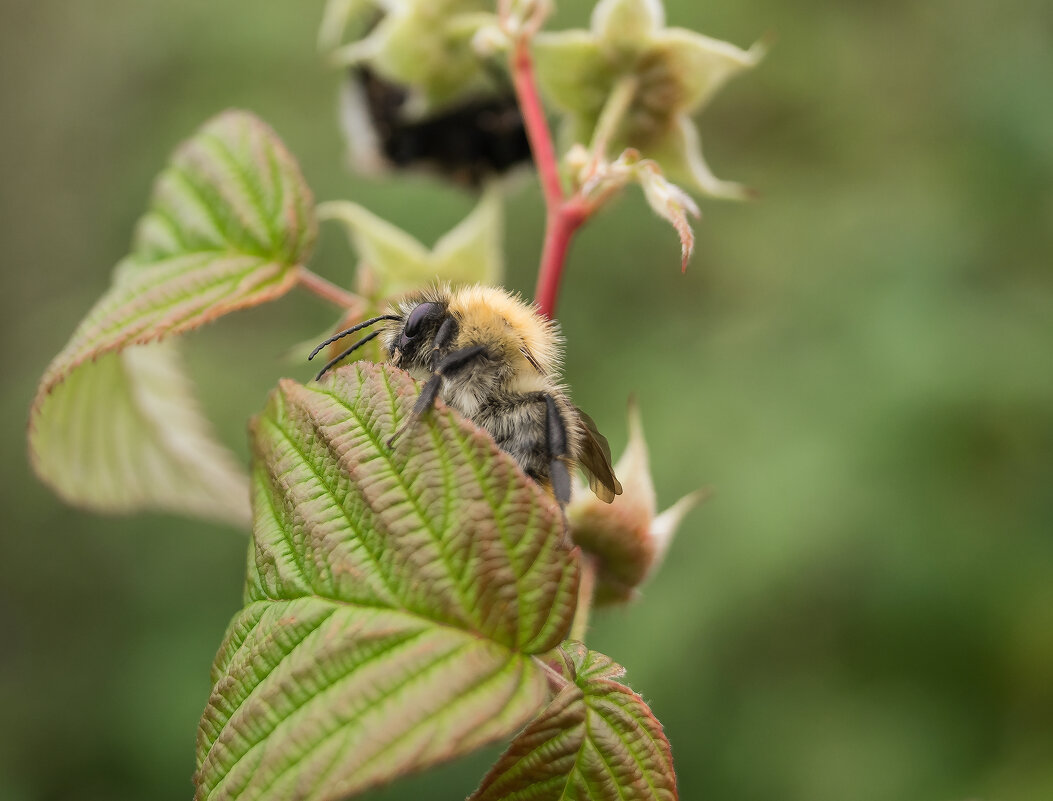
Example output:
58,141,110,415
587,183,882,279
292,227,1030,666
2,1,1052,799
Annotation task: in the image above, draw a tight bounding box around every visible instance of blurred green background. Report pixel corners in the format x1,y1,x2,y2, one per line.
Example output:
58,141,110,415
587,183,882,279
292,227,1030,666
3,1,1052,799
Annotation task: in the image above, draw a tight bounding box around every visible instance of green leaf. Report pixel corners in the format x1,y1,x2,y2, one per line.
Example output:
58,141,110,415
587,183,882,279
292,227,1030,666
29,343,251,526
470,643,677,801
317,0,381,54
317,202,432,290
318,189,504,297
29,110,317,525
654,28,765,113
532,32,609,121
645,115,754,201
195,363,580,801
430,188,504,286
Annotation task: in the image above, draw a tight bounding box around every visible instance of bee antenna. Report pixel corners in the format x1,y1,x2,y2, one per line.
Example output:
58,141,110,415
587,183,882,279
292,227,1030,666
313,329,386,380
308,315,400,361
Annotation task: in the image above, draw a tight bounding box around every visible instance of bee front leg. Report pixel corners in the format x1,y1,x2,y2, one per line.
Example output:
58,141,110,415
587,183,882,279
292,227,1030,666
429,317,457,372
387,344,487,448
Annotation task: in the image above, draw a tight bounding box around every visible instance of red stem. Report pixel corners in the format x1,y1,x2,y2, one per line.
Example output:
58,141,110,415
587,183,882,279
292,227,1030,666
512,39,564,210
295,267,362,311
508,35,597,318
535,201,588,319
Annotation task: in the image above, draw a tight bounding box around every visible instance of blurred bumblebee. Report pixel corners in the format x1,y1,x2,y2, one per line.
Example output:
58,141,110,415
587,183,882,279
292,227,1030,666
309,285,622,505
342,67,532,189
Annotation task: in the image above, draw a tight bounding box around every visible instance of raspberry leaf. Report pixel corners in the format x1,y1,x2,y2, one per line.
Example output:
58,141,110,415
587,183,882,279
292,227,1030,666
29,110,317,526
194,363,580,800
469,642,677,801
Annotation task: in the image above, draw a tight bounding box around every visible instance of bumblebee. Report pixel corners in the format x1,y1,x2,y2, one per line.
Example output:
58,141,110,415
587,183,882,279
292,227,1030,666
343,67,532,189
309,285,622,505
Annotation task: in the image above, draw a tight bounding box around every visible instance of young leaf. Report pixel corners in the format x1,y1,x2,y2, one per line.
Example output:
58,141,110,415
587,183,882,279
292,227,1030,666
318,188,503,296
29,110,317,525
469,642,677,801
195,363,580,801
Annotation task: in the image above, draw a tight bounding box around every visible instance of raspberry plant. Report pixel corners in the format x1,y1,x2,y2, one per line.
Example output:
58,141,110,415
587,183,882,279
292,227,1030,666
29,1,763,798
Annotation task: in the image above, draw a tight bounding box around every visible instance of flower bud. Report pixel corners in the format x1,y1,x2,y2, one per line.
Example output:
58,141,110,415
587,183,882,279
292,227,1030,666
322,0,533,188
533,0,765,199
568,400,705,605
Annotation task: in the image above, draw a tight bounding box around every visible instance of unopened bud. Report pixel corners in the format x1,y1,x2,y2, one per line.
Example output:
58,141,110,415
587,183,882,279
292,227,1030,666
567,400,704,605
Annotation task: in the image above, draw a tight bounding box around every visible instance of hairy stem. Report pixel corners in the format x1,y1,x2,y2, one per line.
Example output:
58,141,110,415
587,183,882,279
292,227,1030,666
570,554,598,643
296,267,362,311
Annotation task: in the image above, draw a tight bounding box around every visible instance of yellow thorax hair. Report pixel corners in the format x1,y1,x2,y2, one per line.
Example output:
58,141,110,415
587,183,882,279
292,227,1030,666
446,285,561,375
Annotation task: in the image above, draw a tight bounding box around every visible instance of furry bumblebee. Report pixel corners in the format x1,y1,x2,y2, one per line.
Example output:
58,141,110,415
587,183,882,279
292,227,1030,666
343,67,532,189
309,285,622,505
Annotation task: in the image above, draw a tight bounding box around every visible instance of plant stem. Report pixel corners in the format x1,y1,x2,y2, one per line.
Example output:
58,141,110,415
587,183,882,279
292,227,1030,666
511,37,564,209
296,267,362,311
507,29,598,319
534,199,588,319
570,554,598,643
529,77,641,317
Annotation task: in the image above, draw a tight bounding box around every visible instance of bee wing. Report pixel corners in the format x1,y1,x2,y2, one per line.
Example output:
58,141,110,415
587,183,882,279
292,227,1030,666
573,406,623,503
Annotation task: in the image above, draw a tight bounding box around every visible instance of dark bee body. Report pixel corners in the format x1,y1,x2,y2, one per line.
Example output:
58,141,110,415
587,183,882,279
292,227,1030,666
343,67,532,189
311,285,621,505
474,393,569,487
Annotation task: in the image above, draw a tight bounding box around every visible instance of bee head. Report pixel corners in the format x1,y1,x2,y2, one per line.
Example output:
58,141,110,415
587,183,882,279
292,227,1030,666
390,300,449,370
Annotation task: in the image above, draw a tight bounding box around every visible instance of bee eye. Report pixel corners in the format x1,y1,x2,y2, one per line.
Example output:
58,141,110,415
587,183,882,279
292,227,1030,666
404,303,438,339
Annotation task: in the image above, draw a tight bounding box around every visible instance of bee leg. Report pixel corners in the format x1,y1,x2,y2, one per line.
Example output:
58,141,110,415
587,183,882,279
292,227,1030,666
429,317,457,372
544,395,573,506
387,344,488,447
